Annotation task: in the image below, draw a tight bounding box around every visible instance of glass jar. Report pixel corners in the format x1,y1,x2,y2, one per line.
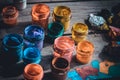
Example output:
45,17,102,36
47,22,64,43
51,57,70,80
52,6,71,31
1,33,23,64
53,36,75,62
2,6,19,26
23,47,41,64
23,25,45,51
71,23,88,44
23,63,44,80
76,40,94,64
31,3,50,29
13,0,27,10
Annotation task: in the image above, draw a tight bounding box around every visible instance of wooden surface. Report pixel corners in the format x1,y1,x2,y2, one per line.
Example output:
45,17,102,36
0,0,120,80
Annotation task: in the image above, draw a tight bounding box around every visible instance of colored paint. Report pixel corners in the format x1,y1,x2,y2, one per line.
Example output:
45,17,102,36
47,22,64,43
76,40,94,64
67,70,82,80
1,33,23,64
100,60,115,74
24,64,44,80
51,57,70,80
76,66,98,80
109,26,120,41
2,6,19,26
52,6,71,31
31,4,50,29
23,25,45,51
71,23,88,44
53,36,75,62
23,47,41,64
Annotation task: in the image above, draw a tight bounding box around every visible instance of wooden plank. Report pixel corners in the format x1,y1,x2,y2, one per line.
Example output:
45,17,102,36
27,0,76,3
10,1,120,34
27,0,120,4
0,1,120,80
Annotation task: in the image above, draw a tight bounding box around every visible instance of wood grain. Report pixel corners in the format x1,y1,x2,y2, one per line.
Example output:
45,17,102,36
0,1,120,80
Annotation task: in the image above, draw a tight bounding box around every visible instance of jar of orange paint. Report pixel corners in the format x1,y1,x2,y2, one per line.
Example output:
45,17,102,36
76,40,94,64
2,6,19,26
71,23,88,44
52,6,71,31
31,3,50,29
53,36,75,62
23,64,44,80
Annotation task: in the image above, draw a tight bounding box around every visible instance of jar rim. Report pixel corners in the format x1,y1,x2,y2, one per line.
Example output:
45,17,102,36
23,25,45,42
2,6,18,18
31,3,50,19
23,47,41,60
72,23,88,33
2,33,23,48
47,22,64,37
52,57,70,71
24,64,43,78
54,36,75,51
53,6,71,18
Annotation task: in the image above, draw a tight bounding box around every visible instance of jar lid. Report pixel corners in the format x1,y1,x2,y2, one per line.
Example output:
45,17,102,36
23,25,45,42
52,57,70,73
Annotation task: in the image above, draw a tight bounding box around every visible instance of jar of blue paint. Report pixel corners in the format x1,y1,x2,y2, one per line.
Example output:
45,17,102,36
1,33,23,64
23,25,45,51
23,47,41,64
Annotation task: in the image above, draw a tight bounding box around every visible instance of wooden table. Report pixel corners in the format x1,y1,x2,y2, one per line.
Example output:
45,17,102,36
0,0,120,80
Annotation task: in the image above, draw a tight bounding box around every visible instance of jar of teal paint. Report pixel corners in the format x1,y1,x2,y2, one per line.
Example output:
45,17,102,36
1,33,23,64
23,25,45,51
47,22,64,43
23,47,41,64
13,0,27,10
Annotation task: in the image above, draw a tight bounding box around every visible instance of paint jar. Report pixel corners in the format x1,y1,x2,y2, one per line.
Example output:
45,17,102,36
51,57,70,80
71,23,88,44
13,0,27,10
23,25,45,51
23,63,44,80
2,6,19,26
53,36,75,62
76,40,94,64
52,6,71,31
31,3,50,29
1,33,23,64
47,22,64,43
23,47,41,64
